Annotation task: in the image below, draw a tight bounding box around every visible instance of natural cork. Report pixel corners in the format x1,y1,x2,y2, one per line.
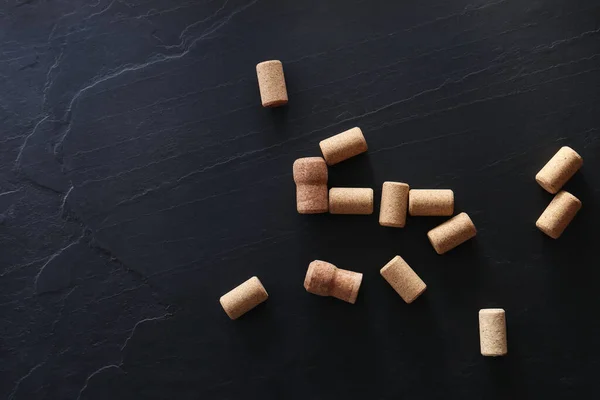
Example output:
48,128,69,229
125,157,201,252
220,276,268,320
409,189,454,216
319,127,368,166
536,190,581,239
293,157,328,214
379,182,409,227
427,212,477,254
535,146,583,194
304,260,363,304
256,60,288,107
380,256,426,304
479,308,507,356
329,188,373,215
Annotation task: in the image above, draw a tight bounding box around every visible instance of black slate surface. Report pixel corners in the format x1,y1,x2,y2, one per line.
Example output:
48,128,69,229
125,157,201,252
1,0,599,399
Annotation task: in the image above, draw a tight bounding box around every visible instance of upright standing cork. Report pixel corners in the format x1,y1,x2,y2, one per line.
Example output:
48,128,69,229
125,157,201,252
304,260,363,304
379,182,409,227
380,256,426,304
319,127,368,165
329,188,373,215
409,189,454,216
256,60,288,107
220,276,268,320
535,146,583,194
479,308,507,356
427,212,477,254
293,157,328,214
536,191,581,239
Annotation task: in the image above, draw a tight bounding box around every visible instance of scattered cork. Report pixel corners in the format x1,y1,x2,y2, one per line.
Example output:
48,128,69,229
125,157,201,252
293,157,328,214
304,260,363,304
220,276,268,320
409,189,454,216
427,212,477,254
256,60,288,107
379,182,409,227
319,127,368,165
479,308,507,356
329,188,374,215
535,146,583,194
536,190,581,239
380,256,426,304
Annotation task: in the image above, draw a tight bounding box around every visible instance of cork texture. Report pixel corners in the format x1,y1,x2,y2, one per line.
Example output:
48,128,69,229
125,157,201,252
379,182,409,227
220,276,268,320
535,146,583,194
427,212,477,254
293,157,328,214
409,189,454,216
304,260,363,304
319,127,368,165
479,308,507,356
536,190,581,239
380,256,426,304
256,60,288,107
329,188,373,215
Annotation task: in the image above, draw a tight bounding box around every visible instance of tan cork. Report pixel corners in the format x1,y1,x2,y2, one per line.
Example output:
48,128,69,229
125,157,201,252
427,212,477,254
256,60,288,107
479,308,507,356
536,190,581,239
535,146,582,194
220,276,268,320
293,157,328,214
329,188,373,215
380,256,426,304
319,127,368,166
379,182,409,227
304,260,363,304
409,189,454,216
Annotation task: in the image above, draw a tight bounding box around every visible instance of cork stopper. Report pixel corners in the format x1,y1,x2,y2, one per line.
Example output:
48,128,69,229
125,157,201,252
319,127,368,166
380,256,426,304
408,189,454,216
535,146,583,194
293,157,328,214
304,260,363,304
427,212,477,254
479,308,507,356
219,276,268,320
329,188,374,215
256,60,288,107
536,190,581,239
379,182,409,227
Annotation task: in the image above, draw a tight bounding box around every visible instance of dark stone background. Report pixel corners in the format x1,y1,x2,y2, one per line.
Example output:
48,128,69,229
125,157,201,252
1,0,598,398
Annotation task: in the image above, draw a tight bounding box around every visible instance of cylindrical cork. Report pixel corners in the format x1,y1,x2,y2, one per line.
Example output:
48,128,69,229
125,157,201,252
409,189,454,216
427,212,477,254
256,60,288,107
304,260,363,304
380,256,426,304
535,146,583,194
319,127,368,166
329,188,373,215
293,157,328,214
479,308,507,356
220,276,268,320
536,191,581,239
379,182,409,227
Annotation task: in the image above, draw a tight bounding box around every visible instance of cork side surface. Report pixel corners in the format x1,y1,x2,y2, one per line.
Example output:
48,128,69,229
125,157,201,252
304,260,337,296
380,255,426,303
219,276,268,320
329,188,374,215
536,190,582,239
427,212,477,254
319,127,368,165
535,146,583,194
256,60,288,107
379,182,409,227
408,189,454,216
330,268,363,304
479,308,507,356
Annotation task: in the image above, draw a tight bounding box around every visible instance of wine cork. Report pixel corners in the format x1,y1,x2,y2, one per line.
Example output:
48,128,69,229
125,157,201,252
379,182,409,227
479,308,507,356
329,188,373,215
380,256,426,304
319,127,368,166
535,146,583,194
427,212,477,254
304,260,363,304
220,276,268,320
536,191,581,239
409,189,454,216
293,157,328,214
256,60,288,107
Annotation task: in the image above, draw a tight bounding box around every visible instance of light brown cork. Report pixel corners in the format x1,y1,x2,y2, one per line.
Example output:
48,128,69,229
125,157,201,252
304,260,363,304
319,127,368,166
379,182,409,227
536,190,581,239
479,308,507,356
256,60,288,107
329,188,373,215
427,212,477,254
380,256,426,304
409,189,454,216
535,146,583,194
219,276,268,320
293,157,328,214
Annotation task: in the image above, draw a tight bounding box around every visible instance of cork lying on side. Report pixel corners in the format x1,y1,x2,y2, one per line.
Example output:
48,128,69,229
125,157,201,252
535,146,583,194
427,212,477,254
220,277,268,320
293,157,328,214
536,191,581,239
409,189,454,216
380,256,426,304
319,127,368,165
479,308,508,356
379,182,409,227
304,260,363,304
256,60,288,107
329,188,374,215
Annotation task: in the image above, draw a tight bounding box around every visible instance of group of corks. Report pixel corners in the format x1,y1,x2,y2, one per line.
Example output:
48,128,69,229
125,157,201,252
220,60,584,357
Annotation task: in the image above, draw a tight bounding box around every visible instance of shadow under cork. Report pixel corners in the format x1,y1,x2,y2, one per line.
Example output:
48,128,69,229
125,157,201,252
482,336,527,398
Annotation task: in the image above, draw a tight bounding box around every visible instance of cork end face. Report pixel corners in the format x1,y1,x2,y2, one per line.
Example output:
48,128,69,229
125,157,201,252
535,173,558,194
481,350,508,357
347,273,363,304
426,231,445,255
479,308,505,316
219,296,237,320
256,59,282,69
379,221,406,228
262,98,288,108
535,219,560,239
